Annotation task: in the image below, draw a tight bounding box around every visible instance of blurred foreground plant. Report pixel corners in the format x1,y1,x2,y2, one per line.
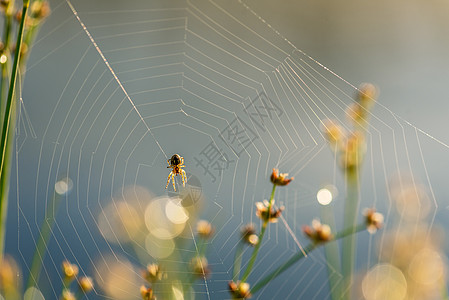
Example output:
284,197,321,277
225,84,382,299
0,258,94,300
0,0,50,257
0,2,90,300
93,185,213,300
227,167,383,299
322,83,378,300
360,175,448,300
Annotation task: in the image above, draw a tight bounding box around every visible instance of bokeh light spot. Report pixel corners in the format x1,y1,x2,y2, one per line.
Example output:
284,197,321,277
145,234,175,259
98,200,143,243
54,177,73,195
95,256,140,300
317,188,333,205
145,197,187,239
362,263,407,300
408,248,445,285
166,200,189,224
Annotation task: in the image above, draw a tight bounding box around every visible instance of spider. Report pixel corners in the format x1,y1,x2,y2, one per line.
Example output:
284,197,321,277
165,154,187,191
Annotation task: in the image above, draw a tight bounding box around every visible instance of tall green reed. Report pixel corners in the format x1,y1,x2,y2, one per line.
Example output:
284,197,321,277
0,0,30,260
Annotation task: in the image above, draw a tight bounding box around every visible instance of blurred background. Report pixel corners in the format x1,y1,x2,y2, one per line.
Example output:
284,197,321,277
5,0,449,299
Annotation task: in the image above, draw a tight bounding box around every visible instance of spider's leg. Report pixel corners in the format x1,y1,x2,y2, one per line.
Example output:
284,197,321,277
165,172,172,189
181,169,186,187
180,157,184,165
172,173,176,191
167,159,171,167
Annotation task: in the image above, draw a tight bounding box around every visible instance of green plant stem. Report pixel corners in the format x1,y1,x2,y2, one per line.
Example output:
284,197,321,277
0,55,11,262
0,93,14,261
321,205,341,300
0,63,8,120
251,223,366,295
0,0,28,178
62,277,72,290
183,226,210,296
232,241,244,281
26,193,62,289
1,0,14,121
442,278,449,300
241,184,276,282
0,0,30,259
197,237,208,257
75,289,86,300
340,172,360,300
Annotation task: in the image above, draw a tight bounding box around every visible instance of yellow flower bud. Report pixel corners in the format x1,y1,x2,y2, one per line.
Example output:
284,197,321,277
357,83,378,108
79,276,94,293
62,260,79,281
196,220,214,239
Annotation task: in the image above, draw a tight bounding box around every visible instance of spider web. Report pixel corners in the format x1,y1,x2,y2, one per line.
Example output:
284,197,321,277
6,0,449,299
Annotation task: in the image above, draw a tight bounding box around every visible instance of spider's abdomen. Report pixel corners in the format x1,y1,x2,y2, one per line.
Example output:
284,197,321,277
170,154,181,166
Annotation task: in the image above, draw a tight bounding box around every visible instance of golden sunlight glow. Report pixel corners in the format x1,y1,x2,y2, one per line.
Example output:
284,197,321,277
98,200,142,243
362,263,407,300
97,185,151,243
408,248,445,285
166,200,189,224
145,234,175,259
145,197,188,240
0,54,7,64
390,174,431,221
95,256,140,300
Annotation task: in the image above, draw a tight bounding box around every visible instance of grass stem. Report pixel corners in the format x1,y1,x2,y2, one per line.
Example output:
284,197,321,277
340,172,360,300
0,0,30,259
241,184,276,282
442,278,449,300
26,193,62,289
321,205,341,300
232,241,244,281
251,223,366,295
